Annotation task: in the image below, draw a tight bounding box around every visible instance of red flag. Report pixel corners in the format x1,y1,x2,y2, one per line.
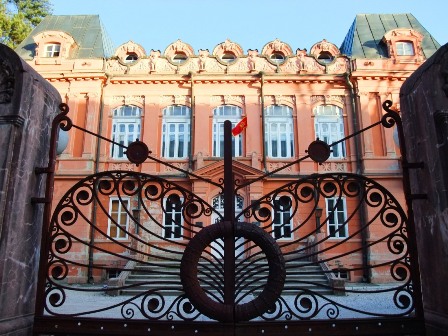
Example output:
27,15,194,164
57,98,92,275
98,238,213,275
232,116,248,136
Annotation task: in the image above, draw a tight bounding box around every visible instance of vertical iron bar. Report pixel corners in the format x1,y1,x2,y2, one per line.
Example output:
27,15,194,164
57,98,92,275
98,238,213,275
223,120,235,310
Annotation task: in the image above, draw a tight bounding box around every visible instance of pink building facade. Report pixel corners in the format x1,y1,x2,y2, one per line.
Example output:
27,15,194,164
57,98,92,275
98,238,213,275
15,14,441,284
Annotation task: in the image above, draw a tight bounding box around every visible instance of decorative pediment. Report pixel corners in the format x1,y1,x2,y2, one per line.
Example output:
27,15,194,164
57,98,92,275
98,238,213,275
212,39,244,58
114,40,146,63
310,39,340,58
261,39,293,57
192,160,264,181
164,40,194,58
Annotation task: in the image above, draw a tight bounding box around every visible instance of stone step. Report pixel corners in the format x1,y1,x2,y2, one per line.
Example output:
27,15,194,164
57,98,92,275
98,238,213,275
121,259,334,296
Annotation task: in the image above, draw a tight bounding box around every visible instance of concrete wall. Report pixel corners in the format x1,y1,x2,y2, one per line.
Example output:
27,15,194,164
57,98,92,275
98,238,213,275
0,44,61,335
400,43,448,336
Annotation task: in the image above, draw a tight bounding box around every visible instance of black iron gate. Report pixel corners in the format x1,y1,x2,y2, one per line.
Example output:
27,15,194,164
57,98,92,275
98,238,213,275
33,101,425,335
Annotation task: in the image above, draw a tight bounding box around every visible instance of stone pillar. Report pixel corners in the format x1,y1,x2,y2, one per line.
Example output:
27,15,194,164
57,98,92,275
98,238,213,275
0,45,61,335
400,43,448,336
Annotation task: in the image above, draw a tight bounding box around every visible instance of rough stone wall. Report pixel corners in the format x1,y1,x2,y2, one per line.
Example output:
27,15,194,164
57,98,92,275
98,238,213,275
0,45,61,335
400,43,448,336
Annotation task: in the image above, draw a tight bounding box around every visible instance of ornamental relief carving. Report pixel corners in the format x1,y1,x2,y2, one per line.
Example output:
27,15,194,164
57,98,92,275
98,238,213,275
164,162,188,173
0,59,14,103
274,95,295,106
210,95,244,106
268,162,292,172
326,58,348,73
310,95,345,106
321,162,347,172
160,95,191,105
109,163,135,171
105,59,127,73
103,40,352,76
112,95,145,105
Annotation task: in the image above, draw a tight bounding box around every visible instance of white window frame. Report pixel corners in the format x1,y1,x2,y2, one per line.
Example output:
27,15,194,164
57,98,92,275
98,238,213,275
314,105,346,159
44,43,61,57
212,105,243,157
161,105,191,159
396,41,415,56
108,197,130,240
272,196,293,240
163,196,184,240
111,105,142,159
326,197,348,239
265,105,295,158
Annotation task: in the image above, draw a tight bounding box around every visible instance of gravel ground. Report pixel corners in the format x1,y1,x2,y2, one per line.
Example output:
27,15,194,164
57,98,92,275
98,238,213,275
45,283,412,321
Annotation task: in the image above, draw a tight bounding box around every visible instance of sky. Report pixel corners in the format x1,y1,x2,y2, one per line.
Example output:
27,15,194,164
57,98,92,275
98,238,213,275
51,0,447,54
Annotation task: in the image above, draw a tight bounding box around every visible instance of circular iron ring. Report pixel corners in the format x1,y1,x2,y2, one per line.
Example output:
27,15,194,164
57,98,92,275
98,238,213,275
180,221,286,322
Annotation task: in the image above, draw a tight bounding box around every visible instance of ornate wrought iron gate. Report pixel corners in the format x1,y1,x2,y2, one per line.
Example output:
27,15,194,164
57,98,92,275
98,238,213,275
33,101,425,335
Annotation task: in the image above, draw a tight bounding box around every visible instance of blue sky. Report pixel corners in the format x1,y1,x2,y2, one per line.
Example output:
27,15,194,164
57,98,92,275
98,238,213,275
52,0,447,54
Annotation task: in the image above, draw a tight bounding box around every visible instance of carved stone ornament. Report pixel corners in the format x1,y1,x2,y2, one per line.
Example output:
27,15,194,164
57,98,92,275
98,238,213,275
0,58,14,103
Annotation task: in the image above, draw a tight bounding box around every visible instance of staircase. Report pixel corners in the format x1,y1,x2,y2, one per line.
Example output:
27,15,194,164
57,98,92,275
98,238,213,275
120,259,334,296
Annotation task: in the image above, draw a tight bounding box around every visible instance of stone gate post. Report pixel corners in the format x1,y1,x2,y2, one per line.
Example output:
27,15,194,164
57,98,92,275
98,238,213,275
400,43,448,336
0,44,61,335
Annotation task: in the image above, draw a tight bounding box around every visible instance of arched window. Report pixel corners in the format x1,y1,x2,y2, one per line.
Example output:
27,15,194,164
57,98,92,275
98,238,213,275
212,105,243,157
124,53,138,63
111,105,142,159
161,105,191,158
314,105,346,158
264,105,294,158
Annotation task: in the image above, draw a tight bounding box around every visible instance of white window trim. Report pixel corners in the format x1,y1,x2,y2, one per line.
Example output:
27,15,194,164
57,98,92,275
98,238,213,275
265,105,295,159
314,105,346,159
272,196,293,240
396,41,415,56
111,106,142,159
326,197,348,239
161,105,191,159
163,196,184,240
212,105,243,157
108,197,130,240
44,43,61,58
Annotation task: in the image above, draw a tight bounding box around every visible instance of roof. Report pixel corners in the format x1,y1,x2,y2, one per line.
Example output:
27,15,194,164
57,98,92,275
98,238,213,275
340,14,441,59
15,15,115,59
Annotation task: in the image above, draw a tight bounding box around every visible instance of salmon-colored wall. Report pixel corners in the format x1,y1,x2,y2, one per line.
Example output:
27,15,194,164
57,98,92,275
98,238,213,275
30,36,427,284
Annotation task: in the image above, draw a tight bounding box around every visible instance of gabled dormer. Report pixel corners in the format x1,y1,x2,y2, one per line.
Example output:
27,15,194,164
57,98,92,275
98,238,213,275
382,28,424,63
33,30,77,64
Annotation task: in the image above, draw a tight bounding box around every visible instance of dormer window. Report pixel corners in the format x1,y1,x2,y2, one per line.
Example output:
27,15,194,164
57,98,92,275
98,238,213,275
396,41,415,56
172,52,188,65
382,29,424,63
124,53,139,63
317,51,334,64
221,52,236,63
270,52,285,65
44,43,61,57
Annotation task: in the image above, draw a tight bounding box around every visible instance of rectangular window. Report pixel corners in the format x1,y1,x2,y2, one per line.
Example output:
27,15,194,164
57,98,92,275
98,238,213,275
108,198,130,239
314,105,346,159
272,197,293,239
163,197,183,239
326,197,348,238
213,121,242,157
44,43,61,57
396,42,415,56
265,121,294,158
162,122,189,158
